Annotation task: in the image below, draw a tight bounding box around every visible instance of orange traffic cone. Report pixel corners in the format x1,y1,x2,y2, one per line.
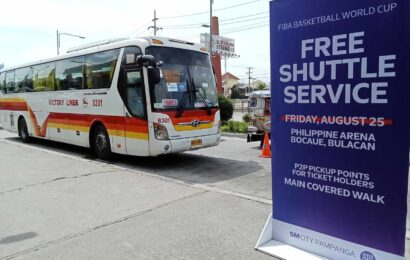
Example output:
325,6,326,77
259,132,271,158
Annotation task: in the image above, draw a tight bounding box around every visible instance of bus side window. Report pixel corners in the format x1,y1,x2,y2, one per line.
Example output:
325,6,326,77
56,56,85,91
5,71,15,93
121,47,142,66
15,67,33,92
0,72,5,94
33,62,56,91
85,49,120,89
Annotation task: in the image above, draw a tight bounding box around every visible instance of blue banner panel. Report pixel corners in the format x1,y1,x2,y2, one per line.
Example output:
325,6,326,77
270,0,409,259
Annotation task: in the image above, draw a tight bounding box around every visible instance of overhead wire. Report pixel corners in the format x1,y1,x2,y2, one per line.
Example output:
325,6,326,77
160,0,262,19
127,20,154,36
220,11,268,22
222,22,269,34
220,15,269,26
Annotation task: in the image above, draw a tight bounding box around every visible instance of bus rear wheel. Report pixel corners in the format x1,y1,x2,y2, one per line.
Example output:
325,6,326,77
92,125,112,160
18,118,30,143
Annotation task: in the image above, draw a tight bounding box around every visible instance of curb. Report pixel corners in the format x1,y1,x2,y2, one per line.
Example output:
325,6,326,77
221,132,247,139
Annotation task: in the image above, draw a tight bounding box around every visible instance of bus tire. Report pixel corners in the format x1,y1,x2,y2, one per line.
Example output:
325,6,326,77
18,117,31,143
91,124,112,160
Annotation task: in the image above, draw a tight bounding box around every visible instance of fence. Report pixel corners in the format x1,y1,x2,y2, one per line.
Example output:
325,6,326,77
232,99,250,112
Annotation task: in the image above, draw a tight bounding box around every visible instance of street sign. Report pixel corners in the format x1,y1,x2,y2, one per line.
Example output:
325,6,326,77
200,33,236,57
256,1,410,259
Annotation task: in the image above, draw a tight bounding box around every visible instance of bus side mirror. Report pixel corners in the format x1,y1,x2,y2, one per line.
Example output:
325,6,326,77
136,55,161,86
136,55,157,67
148,67,161,86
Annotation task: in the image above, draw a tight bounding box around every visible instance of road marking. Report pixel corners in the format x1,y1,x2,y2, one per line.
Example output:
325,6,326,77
0,133,272,205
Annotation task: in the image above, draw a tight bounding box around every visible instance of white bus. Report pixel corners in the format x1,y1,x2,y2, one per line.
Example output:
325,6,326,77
0,36,221,159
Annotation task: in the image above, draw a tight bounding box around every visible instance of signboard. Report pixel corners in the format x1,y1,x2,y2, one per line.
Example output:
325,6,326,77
256,1,410,259
200,33,236,57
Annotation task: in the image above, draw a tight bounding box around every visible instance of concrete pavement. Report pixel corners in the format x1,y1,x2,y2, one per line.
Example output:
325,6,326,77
1,129,409,259
0,137,272,260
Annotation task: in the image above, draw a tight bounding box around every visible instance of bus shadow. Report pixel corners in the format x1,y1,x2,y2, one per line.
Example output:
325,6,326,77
4,137,264,185
112,153,264,185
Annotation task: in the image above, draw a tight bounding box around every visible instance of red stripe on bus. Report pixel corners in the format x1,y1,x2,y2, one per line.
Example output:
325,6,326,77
0,102,28,111
161,109,217,125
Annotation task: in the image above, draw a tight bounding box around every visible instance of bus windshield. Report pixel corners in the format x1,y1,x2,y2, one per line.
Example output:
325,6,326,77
146,46,218,112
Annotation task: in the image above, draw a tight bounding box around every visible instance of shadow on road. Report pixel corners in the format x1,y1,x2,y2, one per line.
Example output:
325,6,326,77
0,232,38,244
5,137,263,185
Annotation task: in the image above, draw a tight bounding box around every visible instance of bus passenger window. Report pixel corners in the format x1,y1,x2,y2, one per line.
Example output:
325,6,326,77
15,67,33,92
33,62,56,91
85,49,120,89
126,70,145,118
0,73,6,94
5,71,15,93
56,57,85,91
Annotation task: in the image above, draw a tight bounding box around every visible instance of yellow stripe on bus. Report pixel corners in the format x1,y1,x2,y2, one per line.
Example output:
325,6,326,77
0,98,27,102
48,123,90,132
108,129,149,140
174,123,214,131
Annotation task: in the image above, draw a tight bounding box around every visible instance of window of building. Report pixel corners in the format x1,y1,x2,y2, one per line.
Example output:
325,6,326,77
33,62,56,91
15,67,33,92
56,56,85,90
85,49,120,89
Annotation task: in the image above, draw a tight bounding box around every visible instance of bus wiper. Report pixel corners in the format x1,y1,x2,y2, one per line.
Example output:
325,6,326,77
192,80,212,115
175,80,190,118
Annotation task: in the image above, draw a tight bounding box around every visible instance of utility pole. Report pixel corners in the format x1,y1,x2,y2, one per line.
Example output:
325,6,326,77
210,0,213,58
246,67,253,94
148,10,162,36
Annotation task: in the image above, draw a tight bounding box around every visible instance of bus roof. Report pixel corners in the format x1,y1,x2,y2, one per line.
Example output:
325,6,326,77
0,36,207,73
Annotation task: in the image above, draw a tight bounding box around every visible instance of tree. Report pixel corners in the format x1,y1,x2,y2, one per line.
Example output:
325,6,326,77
230,85,242,99
256,81,268,90
218,94,233,122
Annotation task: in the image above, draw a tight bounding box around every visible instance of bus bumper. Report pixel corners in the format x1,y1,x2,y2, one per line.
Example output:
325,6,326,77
169,133,221,153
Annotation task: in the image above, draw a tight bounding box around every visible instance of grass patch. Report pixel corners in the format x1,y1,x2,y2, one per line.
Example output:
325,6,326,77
221,120,249,133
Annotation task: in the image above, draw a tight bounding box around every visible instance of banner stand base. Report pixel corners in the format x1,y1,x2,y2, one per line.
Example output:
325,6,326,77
255,214,328,260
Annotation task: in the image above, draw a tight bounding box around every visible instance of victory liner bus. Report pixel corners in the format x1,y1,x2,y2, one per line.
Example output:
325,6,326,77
0,37,221,159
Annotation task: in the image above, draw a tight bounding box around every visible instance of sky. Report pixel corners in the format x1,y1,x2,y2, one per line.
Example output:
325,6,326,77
0,0,270,84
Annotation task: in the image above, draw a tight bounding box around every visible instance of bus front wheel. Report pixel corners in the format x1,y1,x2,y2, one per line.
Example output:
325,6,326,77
18,118,30,143
91,125,112,160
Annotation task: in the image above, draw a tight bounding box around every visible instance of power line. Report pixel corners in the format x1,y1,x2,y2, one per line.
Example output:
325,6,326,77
161,11,268,30
220,15,268,26
127,20,153,36
160,0,262,19
220,11,268,22
222,21,268,31
222,22,269,34
162,15,268,29
162,22,206,29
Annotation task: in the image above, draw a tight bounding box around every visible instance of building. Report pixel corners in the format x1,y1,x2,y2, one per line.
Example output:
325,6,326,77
222,72,240,96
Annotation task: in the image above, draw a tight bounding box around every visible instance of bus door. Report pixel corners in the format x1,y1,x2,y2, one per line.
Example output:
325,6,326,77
122,67,149,156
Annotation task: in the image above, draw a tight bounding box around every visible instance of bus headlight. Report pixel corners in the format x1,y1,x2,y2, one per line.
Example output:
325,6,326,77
153,123,169,140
